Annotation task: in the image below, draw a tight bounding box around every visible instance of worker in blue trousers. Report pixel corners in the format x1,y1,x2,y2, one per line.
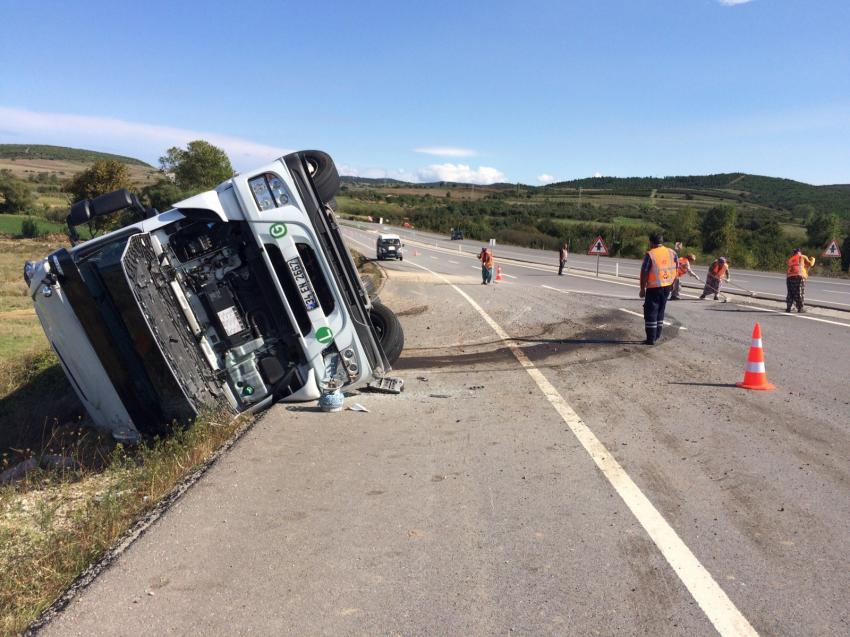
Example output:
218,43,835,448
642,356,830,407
639,233,678,345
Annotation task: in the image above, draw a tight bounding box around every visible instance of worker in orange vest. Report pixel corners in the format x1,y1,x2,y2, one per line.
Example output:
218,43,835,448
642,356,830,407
478,247,494,284
786,247,816,313
639,233,678,345
670,253,700,300
699,256,730,300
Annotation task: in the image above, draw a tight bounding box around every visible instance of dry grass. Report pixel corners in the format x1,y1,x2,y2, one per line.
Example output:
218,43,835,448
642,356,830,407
0,408,248,636
0,158,158,187
0,236,66,359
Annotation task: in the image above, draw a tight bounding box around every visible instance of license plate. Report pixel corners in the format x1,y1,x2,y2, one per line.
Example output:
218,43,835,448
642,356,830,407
287,256,319,311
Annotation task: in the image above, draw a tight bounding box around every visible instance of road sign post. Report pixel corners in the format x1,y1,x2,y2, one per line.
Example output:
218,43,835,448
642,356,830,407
587,236,609,277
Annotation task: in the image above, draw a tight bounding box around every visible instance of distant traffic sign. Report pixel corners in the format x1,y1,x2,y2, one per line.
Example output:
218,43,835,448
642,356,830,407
822,239,842,258
587,236,609,256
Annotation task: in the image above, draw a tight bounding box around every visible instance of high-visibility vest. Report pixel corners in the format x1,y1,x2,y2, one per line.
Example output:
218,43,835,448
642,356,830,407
787,254,803,277
676,257,690,278
710,261,728,278
480,250,494,268
646,247,678,288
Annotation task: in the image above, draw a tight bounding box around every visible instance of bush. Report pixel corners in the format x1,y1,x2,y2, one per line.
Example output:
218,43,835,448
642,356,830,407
20,218,43,238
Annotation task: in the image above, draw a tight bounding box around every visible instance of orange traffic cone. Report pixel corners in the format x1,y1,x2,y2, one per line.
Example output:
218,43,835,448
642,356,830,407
495,265,503,282
413,249,420,256
736,322,775,391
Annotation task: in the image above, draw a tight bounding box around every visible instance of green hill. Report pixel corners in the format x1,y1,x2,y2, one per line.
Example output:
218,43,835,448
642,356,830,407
546,173,850,217
0,144,153,167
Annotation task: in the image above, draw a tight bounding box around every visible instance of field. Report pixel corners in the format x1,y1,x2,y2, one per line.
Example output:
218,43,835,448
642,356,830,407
0,235,64,359
0,215,67,237
0,158,158,187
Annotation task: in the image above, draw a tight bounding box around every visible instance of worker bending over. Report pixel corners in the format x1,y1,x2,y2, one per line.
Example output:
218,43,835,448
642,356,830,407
786,248,815,313
700,256,730,300
639,233,678,345
670,253,699,300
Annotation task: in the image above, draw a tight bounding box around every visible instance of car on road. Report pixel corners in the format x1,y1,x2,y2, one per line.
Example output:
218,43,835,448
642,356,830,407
451,229,464,240
376,233,403,261
23,150,404,442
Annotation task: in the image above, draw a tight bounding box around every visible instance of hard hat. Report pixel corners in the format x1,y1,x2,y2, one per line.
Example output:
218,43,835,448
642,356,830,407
719,257,727,263
687,254,696,261
793,247,802,253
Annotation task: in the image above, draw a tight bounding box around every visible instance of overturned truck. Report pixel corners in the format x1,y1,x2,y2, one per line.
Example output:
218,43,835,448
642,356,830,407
24,151,403,442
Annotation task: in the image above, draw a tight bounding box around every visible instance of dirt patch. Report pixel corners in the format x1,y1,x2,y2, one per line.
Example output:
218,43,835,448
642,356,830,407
396,305,429,317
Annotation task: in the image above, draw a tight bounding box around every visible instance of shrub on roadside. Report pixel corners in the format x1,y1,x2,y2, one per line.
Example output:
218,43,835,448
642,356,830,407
20,218,43,238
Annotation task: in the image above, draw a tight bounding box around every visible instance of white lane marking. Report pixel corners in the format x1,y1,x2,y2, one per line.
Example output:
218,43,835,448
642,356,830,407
471,265,480,271
618,307,687,330
733,304,850,328
802,297,850,307
448,260,459,264
541,285,569,294
430,256,438,260
503,273,517,279
407,259,757,637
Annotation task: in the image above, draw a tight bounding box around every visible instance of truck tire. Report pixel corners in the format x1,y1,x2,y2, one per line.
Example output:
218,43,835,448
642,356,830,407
369,301,404,366
302,150,340,205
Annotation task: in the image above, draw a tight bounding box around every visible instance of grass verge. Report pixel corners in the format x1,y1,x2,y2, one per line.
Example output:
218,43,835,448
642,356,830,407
0,406,248,636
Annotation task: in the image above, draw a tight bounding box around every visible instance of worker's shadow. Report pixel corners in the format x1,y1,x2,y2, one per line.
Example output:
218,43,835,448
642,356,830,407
669,382,738,388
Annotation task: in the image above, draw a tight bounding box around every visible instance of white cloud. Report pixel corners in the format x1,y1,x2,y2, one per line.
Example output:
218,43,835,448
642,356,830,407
537,173,556,185
718,0,753,6
0,106,291,171
414,146,476,157
417,163,505,185
341,162,506,185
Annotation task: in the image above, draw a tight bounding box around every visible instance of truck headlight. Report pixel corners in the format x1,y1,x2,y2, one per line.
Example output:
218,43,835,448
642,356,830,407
249,173,290,210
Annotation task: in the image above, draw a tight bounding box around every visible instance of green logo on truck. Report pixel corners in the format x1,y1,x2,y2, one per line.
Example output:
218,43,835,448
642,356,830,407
270,223,287,239
315,327,333,344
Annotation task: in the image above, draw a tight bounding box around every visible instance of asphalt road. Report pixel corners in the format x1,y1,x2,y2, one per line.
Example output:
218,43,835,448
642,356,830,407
352,221,850,311
41,226,850,636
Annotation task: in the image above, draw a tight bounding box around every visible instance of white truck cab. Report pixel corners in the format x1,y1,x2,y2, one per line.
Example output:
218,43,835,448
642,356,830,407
24,150,403,442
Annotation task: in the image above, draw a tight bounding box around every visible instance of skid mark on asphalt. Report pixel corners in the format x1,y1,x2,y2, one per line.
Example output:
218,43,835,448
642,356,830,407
408,259,757,637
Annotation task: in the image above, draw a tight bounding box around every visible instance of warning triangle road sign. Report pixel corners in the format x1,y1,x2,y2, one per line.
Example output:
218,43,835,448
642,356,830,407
587,236,609,256
822,239,842,258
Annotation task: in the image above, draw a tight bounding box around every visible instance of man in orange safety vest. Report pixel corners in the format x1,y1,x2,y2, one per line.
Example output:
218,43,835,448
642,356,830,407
699,256,730,300
639,233,678,345
670,253,699,300
786,248,815,313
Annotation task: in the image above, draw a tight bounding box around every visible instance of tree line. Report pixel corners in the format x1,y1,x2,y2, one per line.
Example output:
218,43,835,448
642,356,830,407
343,189,850,273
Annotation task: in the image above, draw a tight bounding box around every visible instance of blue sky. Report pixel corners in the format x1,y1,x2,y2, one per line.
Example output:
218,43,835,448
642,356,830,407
1,0,848,185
